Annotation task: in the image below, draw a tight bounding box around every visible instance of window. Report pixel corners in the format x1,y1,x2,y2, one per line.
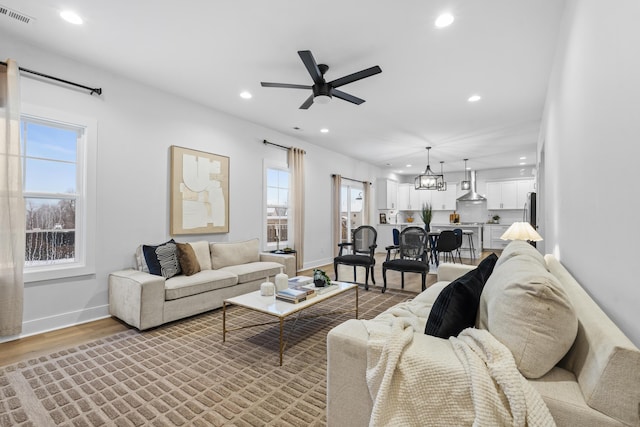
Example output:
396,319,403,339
264,164,290,251
21,105,96,282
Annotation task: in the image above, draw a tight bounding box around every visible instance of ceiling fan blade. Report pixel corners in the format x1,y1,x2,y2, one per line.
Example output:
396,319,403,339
298,50,324,85
299,94,314,109
261,82,312,89
332,89,365,105
329,65,382,88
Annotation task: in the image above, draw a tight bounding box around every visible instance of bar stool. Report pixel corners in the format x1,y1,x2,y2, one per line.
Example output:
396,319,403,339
462,230,475,259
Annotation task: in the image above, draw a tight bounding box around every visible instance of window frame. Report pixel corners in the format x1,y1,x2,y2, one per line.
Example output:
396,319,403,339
21,104,97,283
263,160,291,252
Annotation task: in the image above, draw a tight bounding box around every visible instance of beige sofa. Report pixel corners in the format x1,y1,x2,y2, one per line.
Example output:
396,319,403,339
327,241,640,426
109,238,295,330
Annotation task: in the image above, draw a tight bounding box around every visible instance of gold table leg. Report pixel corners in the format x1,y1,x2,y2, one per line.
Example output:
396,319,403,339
279,317,284,366
222,302,227,342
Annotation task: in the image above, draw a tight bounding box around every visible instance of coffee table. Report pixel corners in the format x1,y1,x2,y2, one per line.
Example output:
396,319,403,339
222,281,358,365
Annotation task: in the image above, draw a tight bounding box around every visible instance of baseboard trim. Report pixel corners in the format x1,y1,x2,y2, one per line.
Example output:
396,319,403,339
0,304,111,343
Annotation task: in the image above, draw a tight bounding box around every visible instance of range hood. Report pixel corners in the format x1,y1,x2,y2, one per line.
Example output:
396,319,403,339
457,170,487,202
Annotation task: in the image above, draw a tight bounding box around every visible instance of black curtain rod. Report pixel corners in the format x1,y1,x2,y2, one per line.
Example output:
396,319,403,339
0,61,102,96
263,139,290,150
332,174,372,185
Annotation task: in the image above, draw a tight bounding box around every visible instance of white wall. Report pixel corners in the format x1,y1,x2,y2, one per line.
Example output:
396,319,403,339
1,34,381,340
539,0,639,345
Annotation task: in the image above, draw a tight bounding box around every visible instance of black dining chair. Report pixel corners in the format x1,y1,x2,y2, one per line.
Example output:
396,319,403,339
436,230,461,263
382,226,429,293
334,225,377,290
453,228,464,263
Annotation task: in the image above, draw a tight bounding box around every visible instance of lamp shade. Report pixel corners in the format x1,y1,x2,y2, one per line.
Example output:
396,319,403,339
500,222,543,241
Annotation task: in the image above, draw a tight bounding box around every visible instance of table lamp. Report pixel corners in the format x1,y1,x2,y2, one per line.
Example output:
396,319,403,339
500,222,543,242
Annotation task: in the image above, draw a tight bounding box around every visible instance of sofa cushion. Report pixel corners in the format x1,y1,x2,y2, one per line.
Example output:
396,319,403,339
425,253,498,338
220,261,283,284
176,242,201,276
494,240,546,269
190,241,212,270
210,238,260,269
477,244,578,379
164,269,238,300
143,239,181,279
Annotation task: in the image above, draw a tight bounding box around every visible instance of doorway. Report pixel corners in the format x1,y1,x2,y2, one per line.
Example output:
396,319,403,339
340,184,364,243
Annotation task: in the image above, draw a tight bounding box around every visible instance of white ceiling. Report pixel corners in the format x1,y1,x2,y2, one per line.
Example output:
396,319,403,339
1,0,565,175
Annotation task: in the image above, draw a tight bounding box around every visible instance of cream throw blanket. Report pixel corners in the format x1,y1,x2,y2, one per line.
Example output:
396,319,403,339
365,311,555,427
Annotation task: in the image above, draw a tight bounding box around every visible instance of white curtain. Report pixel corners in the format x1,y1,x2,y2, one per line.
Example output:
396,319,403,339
332,174,342,257
363,181,371,225
0,59,25,336
288,147,305,272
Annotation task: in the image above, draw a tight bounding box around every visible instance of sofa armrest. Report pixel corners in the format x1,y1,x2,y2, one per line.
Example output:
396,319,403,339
108,269,165,330
327,319,372,427
259,252,296,277
436,262,476,282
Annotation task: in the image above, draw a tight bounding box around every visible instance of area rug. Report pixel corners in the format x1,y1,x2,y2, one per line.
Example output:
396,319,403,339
0,289,411,426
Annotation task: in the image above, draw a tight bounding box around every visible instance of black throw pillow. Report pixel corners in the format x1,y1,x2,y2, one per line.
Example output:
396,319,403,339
425,253,499,338
142,239,182,279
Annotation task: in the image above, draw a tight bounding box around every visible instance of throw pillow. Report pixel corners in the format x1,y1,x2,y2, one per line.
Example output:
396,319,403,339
210,238,260,269
142,239,182,279
425,253,498,338
176,242,201,276
189,241,212,270
477,254,578,379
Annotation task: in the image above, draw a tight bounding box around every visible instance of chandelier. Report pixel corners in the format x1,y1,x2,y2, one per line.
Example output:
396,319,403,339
415,147,444,190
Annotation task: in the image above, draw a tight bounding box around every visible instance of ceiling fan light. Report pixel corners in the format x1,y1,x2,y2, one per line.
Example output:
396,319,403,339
315,94,331,104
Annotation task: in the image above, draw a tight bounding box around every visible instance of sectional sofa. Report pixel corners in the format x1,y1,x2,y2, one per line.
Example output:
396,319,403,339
327,241,640,426
109,238,295,330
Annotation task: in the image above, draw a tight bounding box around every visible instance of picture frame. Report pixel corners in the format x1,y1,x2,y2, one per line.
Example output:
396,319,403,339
379,213,387,224
170,145,229,235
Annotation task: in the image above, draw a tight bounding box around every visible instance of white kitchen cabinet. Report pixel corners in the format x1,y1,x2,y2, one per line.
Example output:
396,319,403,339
484,224,511,249
516,179,536,208
397,183,422,211
376,179,398,210
428,183,458,210
397,183,410,210
487,179,533,210
376,224,400,253
409,186,422,210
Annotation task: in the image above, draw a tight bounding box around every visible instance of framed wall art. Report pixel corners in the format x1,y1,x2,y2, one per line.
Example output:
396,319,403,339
170,145,229,235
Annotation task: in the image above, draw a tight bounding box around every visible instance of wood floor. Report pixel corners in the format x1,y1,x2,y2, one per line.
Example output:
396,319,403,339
0,250,497,367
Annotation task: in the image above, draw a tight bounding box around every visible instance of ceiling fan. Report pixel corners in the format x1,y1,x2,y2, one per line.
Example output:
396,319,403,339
260,50,382,109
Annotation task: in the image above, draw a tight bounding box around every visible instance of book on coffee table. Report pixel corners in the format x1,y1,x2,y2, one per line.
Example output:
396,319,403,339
276,287,308,303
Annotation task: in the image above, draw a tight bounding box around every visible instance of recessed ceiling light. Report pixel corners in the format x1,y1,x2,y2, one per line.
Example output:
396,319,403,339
435,13,454,28
519,156,527,160
60,10,83,25
320,128,329,133
468,94,482,102
406,164,412,168
239,91,252,99
519,162,526,165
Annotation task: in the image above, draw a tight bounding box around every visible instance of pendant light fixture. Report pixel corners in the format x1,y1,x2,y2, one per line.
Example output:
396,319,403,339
415,146,444,190
438,161,447,191
461,158,471,190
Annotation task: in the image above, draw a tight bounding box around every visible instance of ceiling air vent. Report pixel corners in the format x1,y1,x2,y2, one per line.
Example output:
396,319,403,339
0,5,34,24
